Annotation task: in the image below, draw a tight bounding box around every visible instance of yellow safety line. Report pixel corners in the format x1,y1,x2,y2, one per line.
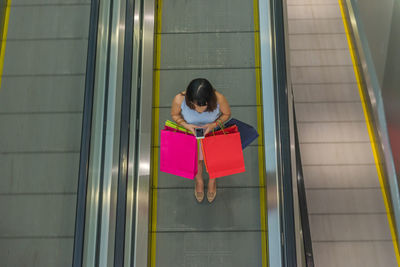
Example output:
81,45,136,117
149,0,163,266
253,0,268,266
338,0,400,265
0,0,11,89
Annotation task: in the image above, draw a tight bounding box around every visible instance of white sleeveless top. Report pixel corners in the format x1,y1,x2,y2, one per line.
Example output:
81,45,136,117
180,100,221,126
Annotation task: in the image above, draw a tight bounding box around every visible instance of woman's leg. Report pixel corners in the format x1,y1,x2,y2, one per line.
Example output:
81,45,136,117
195,160,204,190
208,177,216,193
207,174,217,203
194,160,204,201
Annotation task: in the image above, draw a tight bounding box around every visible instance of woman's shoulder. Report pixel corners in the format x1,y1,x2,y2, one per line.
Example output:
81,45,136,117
215,90,227,103
172,92,185,105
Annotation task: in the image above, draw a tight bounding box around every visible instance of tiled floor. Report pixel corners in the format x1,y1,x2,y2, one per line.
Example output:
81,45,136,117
286,0,398,266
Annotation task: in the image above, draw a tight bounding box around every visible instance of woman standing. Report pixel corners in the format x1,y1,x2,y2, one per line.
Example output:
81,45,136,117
171,78,231,203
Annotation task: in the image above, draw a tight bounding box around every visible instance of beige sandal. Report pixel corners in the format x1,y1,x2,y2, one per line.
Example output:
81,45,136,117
207,190,216,203
194,182,204,203
207,179,217,203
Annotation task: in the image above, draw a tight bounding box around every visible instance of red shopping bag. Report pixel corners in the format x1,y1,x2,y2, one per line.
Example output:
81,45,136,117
201,125,245,179
160,128,198,179
205,125,237,137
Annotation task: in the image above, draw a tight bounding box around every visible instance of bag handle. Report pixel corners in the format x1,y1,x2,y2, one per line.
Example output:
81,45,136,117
167,120,189,135
218,120,226,135
166,120,191,134
211,120,226,135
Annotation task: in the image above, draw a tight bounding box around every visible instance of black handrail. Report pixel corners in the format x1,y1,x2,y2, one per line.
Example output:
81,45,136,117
270,0,297,266
270,0,315,265
72,0,100,266
293,104,315,267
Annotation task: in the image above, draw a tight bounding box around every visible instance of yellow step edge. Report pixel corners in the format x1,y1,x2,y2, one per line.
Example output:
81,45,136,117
253,0,268,266
149,0,163,266
0,0,12,90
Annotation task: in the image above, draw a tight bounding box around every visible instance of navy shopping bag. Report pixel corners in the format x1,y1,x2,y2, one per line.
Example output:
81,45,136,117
218,118,259,149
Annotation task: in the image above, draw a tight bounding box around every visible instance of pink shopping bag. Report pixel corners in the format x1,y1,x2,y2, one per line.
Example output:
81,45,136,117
160,128,198,179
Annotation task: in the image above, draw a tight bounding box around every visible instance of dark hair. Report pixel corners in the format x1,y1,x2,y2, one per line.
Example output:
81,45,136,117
183,78,217,112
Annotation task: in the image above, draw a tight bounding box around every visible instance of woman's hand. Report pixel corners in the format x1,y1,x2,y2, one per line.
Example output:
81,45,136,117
203,123,216,136
182,123,201,136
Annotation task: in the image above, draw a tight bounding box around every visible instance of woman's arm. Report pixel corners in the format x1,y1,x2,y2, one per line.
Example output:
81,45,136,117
203,92,231,135
171,94,185,125
215,91,231,125
171,94,199,134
